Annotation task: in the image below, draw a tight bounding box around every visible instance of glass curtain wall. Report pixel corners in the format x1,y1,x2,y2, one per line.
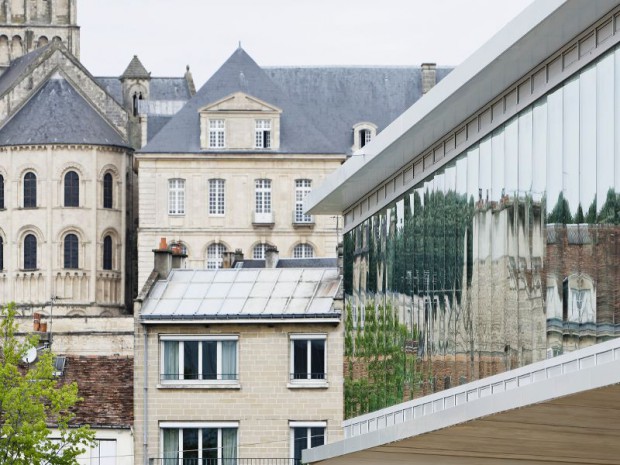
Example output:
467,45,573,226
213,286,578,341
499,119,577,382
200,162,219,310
343,47,620,418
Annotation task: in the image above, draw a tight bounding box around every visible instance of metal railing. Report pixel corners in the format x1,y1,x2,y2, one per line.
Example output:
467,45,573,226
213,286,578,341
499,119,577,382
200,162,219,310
149,458,299,465
289,372,326,382
160,373,239,383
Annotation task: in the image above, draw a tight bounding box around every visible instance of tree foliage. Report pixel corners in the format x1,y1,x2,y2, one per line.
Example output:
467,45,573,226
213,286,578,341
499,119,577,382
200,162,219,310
0,303,94,465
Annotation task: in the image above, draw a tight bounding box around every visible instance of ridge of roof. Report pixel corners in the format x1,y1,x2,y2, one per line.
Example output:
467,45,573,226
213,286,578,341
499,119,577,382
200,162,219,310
121,55,150,79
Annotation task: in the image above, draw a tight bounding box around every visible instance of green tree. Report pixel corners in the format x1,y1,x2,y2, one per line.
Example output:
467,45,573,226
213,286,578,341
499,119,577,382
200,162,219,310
0,303,94,465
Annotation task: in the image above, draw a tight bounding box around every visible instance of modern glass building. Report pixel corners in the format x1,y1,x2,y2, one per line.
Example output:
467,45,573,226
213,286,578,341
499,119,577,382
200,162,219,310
308,0,620,421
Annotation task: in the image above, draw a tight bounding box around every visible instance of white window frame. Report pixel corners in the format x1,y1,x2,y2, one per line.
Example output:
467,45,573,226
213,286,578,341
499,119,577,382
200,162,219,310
208,178,225,215
290,421,327,463
89,438,117,465
208,119,226,148
294,179,313,223
206,243,226,270
160,335,239,386
255,179,272,214
289,334,327,388
293,243,314,259
160,422,239,463
168,178,185,215
255,119,272,148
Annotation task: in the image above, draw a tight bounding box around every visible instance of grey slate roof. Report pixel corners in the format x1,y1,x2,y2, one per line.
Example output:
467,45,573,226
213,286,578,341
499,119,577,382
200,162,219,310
141,47,335,154
0,75,129,148
237,258,338,269
95,77,192,106
121,55,150,79
141,267,341,321
141,47,452,155
0,44,49,97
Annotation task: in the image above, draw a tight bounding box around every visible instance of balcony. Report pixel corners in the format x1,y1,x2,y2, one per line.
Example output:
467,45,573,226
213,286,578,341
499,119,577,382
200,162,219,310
148,458,298,465
252,211,275,227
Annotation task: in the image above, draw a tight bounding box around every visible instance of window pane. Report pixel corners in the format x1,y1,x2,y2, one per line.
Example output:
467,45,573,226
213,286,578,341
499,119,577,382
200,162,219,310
163,341,179,381
183,428,199,462
103,236,113,270
221,428,237,464
64,171,79,207
221,341,237,380
24,234,36,270
0,174,4,209
163,429,180,464
202,428,218,465
310,427,325,448
103,173,113,209
202,341,217,380
64,234,79,269
311,340,325,379
293,340,308,379
293,428,308,465
184,341,199,380
0,237,3,271
24,172,36,208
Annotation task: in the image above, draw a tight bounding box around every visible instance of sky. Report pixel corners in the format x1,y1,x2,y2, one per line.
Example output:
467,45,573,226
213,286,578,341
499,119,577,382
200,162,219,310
78,0,535,87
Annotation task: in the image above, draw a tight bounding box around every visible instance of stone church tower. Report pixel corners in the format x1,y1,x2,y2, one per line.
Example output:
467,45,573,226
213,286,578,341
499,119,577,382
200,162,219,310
0,0,79,70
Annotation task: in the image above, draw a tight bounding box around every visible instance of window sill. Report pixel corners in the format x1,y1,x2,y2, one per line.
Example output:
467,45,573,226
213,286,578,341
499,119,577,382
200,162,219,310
158,382,241,390
292,221,315,229
287,381,329,389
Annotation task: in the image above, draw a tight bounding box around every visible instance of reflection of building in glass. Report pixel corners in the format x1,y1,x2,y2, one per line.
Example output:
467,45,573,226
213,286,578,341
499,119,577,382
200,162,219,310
318,4,620,419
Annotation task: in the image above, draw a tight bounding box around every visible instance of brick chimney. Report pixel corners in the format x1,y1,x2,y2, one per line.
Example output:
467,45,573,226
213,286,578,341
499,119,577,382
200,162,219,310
153,237,172,279
170,243,187,270
265,246,279,269
421,63,437,94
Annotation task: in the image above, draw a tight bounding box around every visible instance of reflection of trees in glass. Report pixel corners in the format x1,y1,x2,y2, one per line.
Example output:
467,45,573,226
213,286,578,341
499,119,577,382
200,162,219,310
547,189,619,224
343,234,354,295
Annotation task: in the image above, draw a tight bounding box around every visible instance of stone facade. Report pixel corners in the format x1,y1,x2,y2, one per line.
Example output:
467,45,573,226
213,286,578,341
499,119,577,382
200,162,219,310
133,320,344,463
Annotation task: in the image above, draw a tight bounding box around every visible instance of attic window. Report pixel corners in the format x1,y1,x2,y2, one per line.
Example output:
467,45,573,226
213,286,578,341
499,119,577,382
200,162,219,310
352,122,377,151
53,356,66,376
255,119,271,148
360,129,372,147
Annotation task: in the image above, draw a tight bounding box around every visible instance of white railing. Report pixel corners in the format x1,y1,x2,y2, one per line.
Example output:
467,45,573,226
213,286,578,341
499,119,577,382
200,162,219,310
343,338,620,439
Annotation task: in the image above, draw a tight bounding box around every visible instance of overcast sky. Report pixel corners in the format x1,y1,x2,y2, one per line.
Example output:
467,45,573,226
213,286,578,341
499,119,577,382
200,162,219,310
78,0,535,87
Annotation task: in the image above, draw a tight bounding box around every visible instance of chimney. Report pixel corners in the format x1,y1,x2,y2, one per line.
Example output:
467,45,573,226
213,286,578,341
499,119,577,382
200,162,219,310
153,237,172,279
170,243,187,270
336,241,344,277
233,248,244,265
265,246,279,269
221,251,235,269
421,63,437,94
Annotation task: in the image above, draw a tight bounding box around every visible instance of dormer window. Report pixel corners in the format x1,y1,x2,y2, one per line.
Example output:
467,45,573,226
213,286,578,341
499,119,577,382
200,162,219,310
255,119,272,148
209,119,225,148
352,122,378,151
360,129,372,147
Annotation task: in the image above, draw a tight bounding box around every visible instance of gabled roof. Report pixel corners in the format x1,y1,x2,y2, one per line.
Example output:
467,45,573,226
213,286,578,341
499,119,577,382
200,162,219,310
0,44,50,97
141,47,335,154
0,74,130,148
140,267,341,322
120,55,150,79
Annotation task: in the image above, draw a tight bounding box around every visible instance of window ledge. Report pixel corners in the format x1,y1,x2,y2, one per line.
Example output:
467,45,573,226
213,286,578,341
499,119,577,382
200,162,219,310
287,381,329,389
292,221,315,229
158,382,241,390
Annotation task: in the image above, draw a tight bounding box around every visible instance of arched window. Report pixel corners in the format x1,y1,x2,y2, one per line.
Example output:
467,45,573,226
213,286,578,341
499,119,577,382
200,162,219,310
24,234,37,270
206,243,226,270
0,174,4,209
253,243,271,259
293,243,314,259
64,171,79,207
103,235,113,270
63,233,79,269
103,173,113,209
0,236,3,270
24,172,36,208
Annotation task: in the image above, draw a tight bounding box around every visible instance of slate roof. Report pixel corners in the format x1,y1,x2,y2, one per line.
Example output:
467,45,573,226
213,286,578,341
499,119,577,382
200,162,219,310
237,257,338,269
0,44,49,97
62,355,133,428
95,76,192,105
141,47,336,154
121,55,150,79
141,267,341,321
0,75,129,148
141,47,452,155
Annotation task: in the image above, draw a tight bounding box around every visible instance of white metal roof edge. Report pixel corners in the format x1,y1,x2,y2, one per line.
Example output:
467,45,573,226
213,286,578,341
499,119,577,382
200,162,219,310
139,317,341,325
303,337,620,464
305,0,620,215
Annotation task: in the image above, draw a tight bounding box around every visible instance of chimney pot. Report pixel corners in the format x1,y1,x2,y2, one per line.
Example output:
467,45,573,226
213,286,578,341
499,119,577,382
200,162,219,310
421,63,437,95
265,247,279,269
159,237,168,250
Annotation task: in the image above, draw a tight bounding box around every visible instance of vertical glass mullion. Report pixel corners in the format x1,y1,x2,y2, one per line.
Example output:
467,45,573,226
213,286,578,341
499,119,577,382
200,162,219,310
306,340,312,379
179,342,184,381
217,341,222,380
198,341,203,380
